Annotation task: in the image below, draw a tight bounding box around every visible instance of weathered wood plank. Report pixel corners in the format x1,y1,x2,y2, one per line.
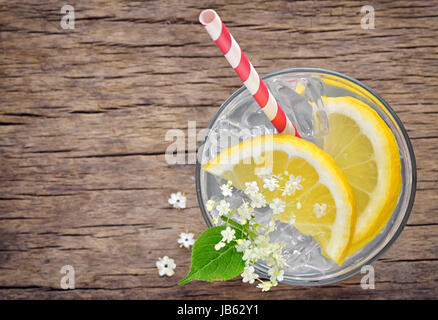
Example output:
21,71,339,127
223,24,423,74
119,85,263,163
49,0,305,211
0,0,437,299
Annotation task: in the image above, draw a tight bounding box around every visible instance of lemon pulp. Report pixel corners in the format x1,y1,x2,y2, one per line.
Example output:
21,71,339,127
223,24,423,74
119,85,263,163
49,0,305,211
322,97,402,255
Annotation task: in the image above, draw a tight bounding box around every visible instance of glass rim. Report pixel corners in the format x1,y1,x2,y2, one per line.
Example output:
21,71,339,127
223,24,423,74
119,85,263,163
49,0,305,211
195,67,417,286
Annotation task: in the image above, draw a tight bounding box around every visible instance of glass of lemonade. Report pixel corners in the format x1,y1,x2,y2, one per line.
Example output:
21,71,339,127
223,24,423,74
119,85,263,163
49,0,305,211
196,68,416,285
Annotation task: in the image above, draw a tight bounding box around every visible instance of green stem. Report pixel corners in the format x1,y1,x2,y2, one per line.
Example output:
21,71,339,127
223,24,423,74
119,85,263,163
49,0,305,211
219,216,256,240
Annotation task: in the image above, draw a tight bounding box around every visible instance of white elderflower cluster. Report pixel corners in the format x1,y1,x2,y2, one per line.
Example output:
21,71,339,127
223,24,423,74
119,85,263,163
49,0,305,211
203,169,328,291
205,173,293,291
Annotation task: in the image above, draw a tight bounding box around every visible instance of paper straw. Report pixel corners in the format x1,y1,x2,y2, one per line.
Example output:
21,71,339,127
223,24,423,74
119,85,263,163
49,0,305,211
199,9,300,137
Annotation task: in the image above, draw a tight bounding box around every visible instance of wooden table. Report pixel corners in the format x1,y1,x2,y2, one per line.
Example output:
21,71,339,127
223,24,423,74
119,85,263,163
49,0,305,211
0,0,437,299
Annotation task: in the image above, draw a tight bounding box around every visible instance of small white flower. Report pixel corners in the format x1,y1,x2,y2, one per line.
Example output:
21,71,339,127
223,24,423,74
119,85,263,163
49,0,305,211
237,202,254,224
215,241,226,251
220,181,233,197
241,265,259,284
256,167,272,178
289,174,303,186
206,200,215,212
263,176,280,191
221,226,236,243
242,247,258,261
282,175,303,196
268,267,284,282
168,192,186,209
177,232,195,249
250,192,267,208
255,235,270,247
235,239,252,253
269,198,285,215
244,181,259,197
216,200,230,216
156,256,176,277
257,281,273,292
313,203,327,218
251,236,272,260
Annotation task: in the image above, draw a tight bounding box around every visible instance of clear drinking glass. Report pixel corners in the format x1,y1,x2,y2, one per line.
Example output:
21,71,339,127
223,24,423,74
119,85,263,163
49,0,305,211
196,68,416,285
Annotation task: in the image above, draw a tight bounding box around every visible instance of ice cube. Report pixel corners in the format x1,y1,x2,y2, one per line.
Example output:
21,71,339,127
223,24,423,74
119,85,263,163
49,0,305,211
265,75,329,146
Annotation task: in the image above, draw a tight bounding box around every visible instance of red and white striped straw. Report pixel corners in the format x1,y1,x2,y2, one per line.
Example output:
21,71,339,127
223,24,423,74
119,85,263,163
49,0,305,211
199,9,300,137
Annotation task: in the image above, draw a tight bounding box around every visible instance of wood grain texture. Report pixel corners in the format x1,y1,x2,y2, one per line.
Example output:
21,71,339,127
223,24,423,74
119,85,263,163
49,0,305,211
0,0,437,299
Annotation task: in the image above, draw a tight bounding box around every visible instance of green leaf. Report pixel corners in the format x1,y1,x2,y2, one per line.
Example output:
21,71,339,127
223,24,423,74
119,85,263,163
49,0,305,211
178,226,245,285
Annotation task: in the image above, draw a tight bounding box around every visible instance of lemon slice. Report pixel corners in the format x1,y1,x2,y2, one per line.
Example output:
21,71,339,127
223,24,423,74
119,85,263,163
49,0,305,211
203,134,356,265
322,96,402,255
